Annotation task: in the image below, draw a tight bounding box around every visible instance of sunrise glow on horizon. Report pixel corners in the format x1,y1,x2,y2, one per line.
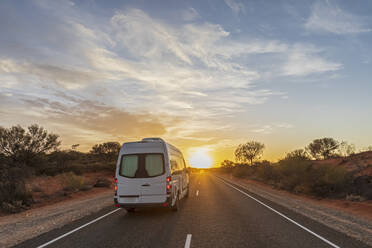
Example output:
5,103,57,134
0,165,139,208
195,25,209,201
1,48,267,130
188,148,214,169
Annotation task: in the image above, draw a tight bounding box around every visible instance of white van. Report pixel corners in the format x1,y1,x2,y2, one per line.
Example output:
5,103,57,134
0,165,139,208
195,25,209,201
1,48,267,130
114,138,189,212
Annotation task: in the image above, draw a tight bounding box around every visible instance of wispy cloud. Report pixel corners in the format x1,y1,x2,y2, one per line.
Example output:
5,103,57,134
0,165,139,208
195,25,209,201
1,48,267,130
224,0,245,15
0,92,168,150
250,123,293,134
182,7,200,21
282,44,342,76
305,1,371,34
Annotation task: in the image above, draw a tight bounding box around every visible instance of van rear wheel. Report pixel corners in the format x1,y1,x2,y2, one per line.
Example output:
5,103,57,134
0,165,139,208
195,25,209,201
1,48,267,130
125,208,135,213
171,194,179,211
185,186,189,198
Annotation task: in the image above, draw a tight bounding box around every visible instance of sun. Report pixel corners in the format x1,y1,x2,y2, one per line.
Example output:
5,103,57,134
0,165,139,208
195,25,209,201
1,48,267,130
188,148,213,169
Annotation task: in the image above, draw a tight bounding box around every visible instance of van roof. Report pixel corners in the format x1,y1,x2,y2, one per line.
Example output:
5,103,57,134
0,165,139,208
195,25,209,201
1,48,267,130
121,137,181,154
141,137,165,142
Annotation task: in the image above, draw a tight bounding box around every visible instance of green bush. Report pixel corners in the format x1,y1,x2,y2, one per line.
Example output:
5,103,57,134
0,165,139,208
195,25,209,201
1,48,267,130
232,166,249,178
277,159,313,191
59,172,85,191
310,164,352,197
255,162,279,182
0,124,60,170
0,163,33,213
351,175,372,200
275,158,351,197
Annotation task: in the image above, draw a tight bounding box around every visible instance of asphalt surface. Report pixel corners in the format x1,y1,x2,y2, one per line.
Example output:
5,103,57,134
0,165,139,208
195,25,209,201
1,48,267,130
15,173,370,248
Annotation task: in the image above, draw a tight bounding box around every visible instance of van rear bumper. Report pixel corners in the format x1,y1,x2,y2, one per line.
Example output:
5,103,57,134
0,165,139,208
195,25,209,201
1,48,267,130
114,196,171,208
116,202,166,208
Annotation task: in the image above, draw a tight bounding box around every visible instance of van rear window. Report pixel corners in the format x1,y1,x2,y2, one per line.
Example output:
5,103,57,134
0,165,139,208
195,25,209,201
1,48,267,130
119,153,164,178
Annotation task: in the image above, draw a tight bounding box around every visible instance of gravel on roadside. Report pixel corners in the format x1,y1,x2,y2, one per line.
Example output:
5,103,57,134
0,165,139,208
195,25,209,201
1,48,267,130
0,189,113,248
219,174,372,247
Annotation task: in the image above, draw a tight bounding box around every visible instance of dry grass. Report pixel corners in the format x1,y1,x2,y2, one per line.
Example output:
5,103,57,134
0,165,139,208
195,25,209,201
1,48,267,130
59,172,85,191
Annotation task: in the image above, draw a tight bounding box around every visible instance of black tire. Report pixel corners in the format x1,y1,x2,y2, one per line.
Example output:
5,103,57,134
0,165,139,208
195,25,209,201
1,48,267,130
171,194,179,212
125,208,135,213
185,185,190,198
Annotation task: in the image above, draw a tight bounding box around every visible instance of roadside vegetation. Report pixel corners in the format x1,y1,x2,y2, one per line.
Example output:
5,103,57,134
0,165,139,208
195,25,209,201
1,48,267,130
0,124,118,214
217,138,372,200
2,124,371,214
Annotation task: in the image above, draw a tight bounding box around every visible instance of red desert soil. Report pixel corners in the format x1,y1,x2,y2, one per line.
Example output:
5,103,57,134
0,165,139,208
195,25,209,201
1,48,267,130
233,176,372,221
314,151,372,176
26,171,114,210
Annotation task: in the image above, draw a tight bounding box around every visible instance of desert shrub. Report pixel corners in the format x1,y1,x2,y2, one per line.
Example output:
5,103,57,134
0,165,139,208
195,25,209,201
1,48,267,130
277,159,313,191
284,149,311,161
351,176,372,200
94,178,111,188
232,165,256,178
0,163,33,213
220,160,235,173
90,142,120,163
275,157,352,197
310,164,352,197
0,124,60,169
38,150,84,176
59,172,85,191
256,163,279,183
232,166,248,178
31,185,43,192
346,194,366,202
307,137,339,159
80,184,93,191
235,141,265,165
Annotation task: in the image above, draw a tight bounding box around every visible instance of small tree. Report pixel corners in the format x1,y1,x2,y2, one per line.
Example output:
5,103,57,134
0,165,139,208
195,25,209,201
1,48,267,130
0,124,60,166
71,144,80,150
306,138,339,160
284,149,310,161
364,146,372,152
337,141,355,157
235,141,265,165
90,142,121,162
220,160,235,169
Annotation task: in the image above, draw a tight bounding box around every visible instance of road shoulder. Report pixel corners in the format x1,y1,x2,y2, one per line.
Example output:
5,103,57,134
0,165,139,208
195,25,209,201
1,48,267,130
217,173,372,247
0,188,113,248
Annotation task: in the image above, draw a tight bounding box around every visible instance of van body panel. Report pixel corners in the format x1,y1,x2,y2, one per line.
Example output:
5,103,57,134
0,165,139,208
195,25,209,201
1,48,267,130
140,195,167,203
140,174,166,196
117,178,141,196
118,196,140,204
114,138,189,208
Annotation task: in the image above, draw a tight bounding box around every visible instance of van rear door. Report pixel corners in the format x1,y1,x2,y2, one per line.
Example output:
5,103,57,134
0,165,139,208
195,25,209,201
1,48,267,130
140,154,166,203
118,153,166,204
117,155,142,203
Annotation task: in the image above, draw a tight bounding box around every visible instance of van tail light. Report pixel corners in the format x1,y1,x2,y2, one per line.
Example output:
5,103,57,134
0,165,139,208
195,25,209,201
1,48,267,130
114,177,118,196
166,176,172,194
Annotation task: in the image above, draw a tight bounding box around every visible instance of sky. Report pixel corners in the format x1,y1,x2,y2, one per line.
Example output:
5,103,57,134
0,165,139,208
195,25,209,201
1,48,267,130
0,0,371,167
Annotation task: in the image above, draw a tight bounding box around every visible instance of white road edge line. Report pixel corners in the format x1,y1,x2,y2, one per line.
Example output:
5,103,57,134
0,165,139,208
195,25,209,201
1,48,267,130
216,176,340,248
184,234,192,248
196,190,199,196
37,208,121,248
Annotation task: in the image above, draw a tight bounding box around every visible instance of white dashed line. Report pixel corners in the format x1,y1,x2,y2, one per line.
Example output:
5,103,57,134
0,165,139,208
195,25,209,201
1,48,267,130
37,208,121,248
184,234,192,248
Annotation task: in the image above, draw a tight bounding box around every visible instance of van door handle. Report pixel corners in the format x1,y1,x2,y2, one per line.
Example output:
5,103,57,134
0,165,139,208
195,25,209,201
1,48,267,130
142,183,150,186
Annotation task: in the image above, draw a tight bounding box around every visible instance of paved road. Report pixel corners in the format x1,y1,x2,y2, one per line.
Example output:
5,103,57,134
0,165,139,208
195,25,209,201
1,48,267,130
15,173,370,248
